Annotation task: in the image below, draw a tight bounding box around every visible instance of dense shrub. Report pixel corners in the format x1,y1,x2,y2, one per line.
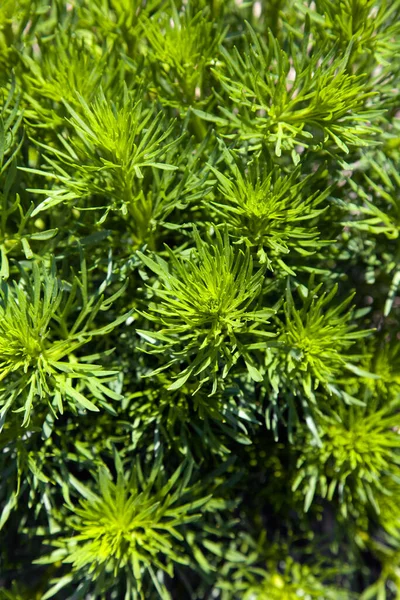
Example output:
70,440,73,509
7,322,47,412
1,1,400,598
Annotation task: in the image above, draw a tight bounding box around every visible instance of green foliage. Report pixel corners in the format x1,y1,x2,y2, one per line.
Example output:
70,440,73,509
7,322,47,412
0,259,127,427
0,82,58,278
276,279,369,398
41,453,215,599
210,149,330,270
138,227,276,392
195,23,380,160
21,31,110,128
343,152,400,316
1,1,400,599
293,403,400,514
219,556,354,599
28,88,178,222
144,4,226,111
302,0,400,66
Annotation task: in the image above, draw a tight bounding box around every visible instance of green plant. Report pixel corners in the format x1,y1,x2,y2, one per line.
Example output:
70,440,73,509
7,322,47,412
209,148,331,270
194,23,381,160
137,227,276,392
1,1,400,599
293,403,400,514
0,259,127,427
40,453,215,600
